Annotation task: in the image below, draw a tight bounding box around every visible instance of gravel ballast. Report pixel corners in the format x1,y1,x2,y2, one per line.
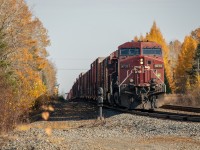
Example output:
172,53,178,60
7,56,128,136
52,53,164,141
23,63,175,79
1,100,200,150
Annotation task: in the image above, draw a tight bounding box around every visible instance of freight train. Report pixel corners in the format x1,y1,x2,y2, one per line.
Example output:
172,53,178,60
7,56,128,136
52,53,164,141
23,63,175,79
67,41,166,109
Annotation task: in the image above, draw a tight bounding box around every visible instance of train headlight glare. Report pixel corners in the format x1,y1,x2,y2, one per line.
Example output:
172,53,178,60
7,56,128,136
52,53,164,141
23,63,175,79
140,58,143,64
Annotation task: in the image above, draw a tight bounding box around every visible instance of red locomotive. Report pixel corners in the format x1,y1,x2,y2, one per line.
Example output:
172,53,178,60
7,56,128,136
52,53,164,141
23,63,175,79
68,41,166,109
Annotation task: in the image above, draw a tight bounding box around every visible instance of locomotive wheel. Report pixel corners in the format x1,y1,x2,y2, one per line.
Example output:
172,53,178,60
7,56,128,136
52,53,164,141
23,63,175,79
114,92,120,105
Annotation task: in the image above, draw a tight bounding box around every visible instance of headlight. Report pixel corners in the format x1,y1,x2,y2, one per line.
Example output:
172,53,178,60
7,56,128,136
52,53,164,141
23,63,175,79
129,79,134,83
140,58,143,64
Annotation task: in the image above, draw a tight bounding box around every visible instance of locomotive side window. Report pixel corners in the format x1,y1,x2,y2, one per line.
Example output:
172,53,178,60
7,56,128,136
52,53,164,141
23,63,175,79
120,48,140,56
143,48,162,55
120,49,129,56
130,48,140,55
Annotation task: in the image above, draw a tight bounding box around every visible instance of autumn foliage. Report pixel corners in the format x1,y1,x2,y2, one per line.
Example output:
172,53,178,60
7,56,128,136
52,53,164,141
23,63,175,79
174,36,198,92
0,0,56,133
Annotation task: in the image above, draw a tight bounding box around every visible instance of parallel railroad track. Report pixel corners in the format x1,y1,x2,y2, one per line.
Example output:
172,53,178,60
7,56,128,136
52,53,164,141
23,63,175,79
86,99,200,122
160,105,200,113
103,105,200,122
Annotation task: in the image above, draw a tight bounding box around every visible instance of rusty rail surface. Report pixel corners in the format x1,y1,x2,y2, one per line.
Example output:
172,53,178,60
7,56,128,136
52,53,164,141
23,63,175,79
160,105,200,113
103,105,200,122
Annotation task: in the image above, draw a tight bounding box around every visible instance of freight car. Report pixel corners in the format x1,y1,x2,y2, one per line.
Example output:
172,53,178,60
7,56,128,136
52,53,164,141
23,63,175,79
69,41,166,109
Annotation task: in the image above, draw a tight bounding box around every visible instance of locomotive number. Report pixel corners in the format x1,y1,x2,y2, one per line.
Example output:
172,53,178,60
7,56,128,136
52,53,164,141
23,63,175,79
154,64,163,68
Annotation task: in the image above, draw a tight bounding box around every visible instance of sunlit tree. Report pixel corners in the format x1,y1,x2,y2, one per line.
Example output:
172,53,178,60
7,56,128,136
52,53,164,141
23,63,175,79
0,0,56,132
174,36,197,93
146,21,174,93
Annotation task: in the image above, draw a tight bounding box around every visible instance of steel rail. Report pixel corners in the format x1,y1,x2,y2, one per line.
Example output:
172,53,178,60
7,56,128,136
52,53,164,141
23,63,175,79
103,105,200,122
160,105,200,113
78,99,200,122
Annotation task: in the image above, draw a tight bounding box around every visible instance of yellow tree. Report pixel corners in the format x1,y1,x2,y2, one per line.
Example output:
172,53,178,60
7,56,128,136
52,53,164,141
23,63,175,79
42,60,57,95
3,0,47,105
0,0,56,132
168,40,181,67
0,0,53,101
146,21,175,92
134,36,139,41
139,34,145,41
174,36,197,93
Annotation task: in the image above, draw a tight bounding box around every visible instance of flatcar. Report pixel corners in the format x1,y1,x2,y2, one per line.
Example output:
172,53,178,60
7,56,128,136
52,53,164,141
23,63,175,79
69,41,166,109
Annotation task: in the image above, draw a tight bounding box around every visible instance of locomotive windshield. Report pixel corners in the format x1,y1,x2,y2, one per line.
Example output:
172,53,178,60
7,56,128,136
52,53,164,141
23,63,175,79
143,48,162,55
120,48,140,56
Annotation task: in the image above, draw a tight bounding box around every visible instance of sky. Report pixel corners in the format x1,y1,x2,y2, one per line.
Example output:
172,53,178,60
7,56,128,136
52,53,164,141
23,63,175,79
25,0,200,95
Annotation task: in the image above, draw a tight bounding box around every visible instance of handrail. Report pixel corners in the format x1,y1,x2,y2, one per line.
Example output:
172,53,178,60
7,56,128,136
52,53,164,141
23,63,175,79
150,69,164,84
119,69,134,95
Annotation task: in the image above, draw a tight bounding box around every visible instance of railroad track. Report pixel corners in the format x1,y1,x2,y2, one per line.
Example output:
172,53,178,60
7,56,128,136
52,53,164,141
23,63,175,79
103,105,200,122
160,104,200,113
85,99,200,122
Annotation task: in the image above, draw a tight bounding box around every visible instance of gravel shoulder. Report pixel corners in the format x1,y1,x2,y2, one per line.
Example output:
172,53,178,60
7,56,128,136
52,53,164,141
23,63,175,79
1,99,200,150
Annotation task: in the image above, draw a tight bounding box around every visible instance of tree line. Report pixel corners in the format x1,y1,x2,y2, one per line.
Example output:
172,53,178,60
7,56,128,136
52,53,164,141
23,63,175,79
0,0,56,132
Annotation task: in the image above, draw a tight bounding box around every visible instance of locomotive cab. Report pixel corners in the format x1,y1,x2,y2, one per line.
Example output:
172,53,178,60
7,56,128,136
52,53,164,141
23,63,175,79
111,41,166,109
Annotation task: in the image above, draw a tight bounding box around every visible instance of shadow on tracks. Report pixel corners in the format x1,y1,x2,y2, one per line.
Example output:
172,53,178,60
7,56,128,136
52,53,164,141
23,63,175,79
47,99,121,122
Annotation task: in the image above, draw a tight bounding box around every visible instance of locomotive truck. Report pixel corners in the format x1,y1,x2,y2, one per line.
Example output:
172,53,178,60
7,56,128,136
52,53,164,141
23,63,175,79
68,41,166,109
